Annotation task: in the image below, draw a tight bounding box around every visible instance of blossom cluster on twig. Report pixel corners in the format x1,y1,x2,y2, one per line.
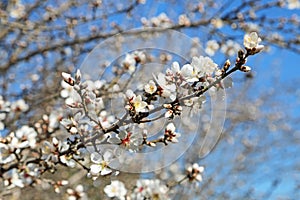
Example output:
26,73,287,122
0,31,264,199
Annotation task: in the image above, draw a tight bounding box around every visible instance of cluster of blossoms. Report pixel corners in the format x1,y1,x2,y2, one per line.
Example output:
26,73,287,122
0,92,74,189
59,31,263,174
102,164,205,200
0,96,29,131
205,26,265,58
0,31,264,198
221,40,241,57
0,92,66,189
130,179,169,199
0,125,38,168
178,14,191,27
244,32,265,55
114,53,226,129
205,40,220,56
120,51,146,74
104,179,169,200
0,125,38,188
186,163,205,183
89,150,114,178
66,184,88,200
0,131,82,189
60,49,221,179
41,137,84,169
141,13,173,28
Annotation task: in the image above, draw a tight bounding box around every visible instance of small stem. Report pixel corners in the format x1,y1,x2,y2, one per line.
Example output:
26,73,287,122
167,176,188,188
133,113,165,123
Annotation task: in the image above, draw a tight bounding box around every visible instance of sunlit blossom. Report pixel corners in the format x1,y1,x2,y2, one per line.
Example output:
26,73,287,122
104,180,127,200
11,125,37,148
108,128,142,152
164,123,181,143
11,99,29,112
67,184,88,200
154,73,177,100
287,0,300,9
186,163,205,182
244,32,264,53
205,40,219,56
144,80,157,94
90,151,113,176
131,179,169,200
221,40,241,56
122,53,136,73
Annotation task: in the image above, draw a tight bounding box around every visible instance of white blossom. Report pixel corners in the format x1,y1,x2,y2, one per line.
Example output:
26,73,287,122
104,180,127,200
99,110,115,129
126,89,136,100
126,90,147,112
164,123,181,143
144,80,157,94
0,143,16,164
144,13,172,28
165,62,182,83
3,169,24,188
0,115,6,131
11,125,37,148
122,53,136,73
131,179,169,200
286,0,300,9
186,163,205,182
60,154,76,168
48,111,62,132
108,128,142,152
62,72,75,86
211,18,223,28
0,95,11,112
153,73,177,100
11,99,29,112
0,96,10,130
60,80,81,105
244,32,264,52
133,51,146,63
221,40,241,56
192,56,218,75
205,40,219,56
181,56,218,82
181,63,198,82
131,95,148,113
41,139,59,162
178,14,191,26
67,184,88,200
90,151,113,176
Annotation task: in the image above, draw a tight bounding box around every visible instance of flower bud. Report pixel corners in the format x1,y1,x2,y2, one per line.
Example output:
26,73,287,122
223,59,231,71
62,72,75,86
240,66,251,72
238,50,244,59
163,103,172,109
75,69,81,83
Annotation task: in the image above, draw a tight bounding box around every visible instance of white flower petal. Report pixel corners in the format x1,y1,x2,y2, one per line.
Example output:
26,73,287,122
101,167,112,176
90,164,102,175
